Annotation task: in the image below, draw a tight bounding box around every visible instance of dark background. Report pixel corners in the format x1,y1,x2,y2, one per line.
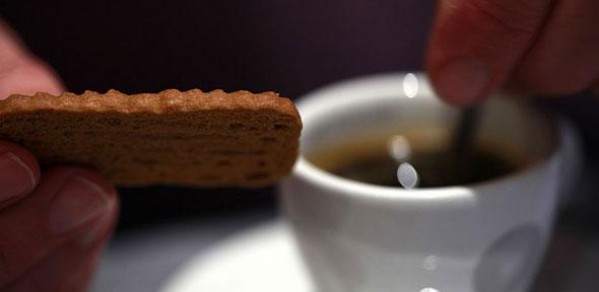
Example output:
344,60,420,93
1,0,597,231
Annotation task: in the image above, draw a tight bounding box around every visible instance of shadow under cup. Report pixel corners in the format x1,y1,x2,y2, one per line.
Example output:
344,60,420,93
281,74,571,292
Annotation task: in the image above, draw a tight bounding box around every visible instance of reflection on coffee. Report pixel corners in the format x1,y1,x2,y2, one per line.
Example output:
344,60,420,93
307,132,526,188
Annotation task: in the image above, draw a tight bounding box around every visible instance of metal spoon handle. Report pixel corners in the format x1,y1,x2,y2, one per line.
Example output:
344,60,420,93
450,105,482,156
448,105,483,183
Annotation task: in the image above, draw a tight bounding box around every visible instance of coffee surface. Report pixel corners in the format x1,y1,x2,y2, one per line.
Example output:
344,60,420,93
307,134,524,188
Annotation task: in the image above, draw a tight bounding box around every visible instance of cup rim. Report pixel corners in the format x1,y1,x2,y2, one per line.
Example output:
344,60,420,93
292,72,563,201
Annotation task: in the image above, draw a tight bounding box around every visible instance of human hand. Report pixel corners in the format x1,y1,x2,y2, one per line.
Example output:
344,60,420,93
426,0,599,106
0,20,119,291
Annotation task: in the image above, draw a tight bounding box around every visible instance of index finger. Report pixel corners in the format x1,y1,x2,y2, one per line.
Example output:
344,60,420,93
0,18,64,99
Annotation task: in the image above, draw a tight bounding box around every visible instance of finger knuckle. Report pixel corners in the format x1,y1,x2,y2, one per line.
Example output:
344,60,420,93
468,0,545,36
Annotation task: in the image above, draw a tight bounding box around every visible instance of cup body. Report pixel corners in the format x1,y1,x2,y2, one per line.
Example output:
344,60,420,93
280,73,578,292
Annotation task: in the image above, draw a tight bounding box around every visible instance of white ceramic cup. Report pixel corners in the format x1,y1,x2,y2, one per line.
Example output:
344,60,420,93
280,73,580,292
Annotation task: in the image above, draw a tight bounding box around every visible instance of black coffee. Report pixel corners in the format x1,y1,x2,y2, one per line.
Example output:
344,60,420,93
307,136,523,188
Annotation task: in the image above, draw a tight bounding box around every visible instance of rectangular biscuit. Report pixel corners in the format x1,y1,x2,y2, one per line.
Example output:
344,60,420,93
0,89,302,187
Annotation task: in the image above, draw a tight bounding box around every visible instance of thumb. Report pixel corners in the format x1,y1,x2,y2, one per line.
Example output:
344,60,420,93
426,0,553,106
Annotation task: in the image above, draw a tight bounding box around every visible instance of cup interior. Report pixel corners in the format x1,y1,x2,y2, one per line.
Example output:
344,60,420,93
297,73,557,189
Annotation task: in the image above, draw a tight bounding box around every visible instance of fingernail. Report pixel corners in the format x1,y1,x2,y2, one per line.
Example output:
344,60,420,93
436,58,490,105
49,176,111,234
0,152,36,201
78,213,113,248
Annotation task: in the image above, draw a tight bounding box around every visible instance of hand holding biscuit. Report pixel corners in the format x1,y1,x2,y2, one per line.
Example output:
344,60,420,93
0,19,118,291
